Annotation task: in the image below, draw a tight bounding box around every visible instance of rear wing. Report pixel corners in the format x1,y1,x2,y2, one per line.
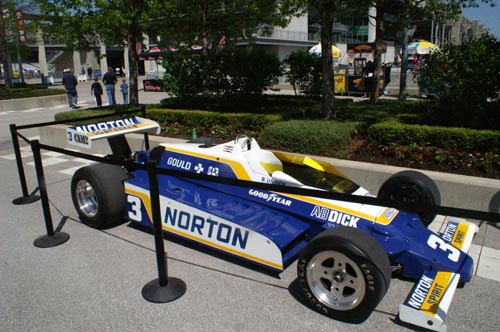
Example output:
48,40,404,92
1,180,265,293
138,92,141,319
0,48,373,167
399,218,478,331
66,116,160,150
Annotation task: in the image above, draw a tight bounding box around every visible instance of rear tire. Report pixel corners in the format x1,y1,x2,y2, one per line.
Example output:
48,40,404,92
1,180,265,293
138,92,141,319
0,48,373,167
297,227,391,323
378,170,440,226
71,164,128,228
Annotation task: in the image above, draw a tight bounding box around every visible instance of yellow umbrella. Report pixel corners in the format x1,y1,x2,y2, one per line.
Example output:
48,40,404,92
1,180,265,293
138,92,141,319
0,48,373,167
309,43,341,58
408,40,438,55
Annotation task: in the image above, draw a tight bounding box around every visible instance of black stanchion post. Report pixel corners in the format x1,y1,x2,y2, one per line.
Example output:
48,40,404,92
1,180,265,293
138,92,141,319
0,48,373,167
142,160,186,303
141,106,150,151
10,124,40,205
31,140,70,248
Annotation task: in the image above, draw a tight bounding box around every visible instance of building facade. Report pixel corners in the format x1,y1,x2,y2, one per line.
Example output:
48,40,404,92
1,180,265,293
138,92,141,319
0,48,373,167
6,7,489,83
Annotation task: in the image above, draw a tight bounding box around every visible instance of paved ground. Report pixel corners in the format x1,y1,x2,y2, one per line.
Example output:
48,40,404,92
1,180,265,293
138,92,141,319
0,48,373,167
1,79,500,332
51,75,169,109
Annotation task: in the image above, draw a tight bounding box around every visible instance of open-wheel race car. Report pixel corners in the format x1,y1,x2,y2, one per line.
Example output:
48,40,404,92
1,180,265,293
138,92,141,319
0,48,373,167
67,117,478,332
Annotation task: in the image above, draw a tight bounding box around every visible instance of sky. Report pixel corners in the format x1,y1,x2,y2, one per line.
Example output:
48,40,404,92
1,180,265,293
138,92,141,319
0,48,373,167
461,1,500,38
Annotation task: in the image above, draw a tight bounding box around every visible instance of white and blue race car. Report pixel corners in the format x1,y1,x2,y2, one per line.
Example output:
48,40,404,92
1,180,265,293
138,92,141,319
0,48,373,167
68,116,478,332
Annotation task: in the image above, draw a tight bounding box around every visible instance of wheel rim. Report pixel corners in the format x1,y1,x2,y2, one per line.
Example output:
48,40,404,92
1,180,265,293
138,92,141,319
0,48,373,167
306,250,366,311
75,179,98,217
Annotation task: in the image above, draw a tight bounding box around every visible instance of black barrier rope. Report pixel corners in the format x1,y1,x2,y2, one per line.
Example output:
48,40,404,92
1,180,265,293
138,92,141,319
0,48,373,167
31,140,70,248
141,159,186,303
150,166,500,224
10,124,41,205
35,141,500,224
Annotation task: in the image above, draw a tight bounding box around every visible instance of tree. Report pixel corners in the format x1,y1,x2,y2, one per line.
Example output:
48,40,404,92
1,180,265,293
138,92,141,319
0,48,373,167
378,0,494,101
420,34,500,128
155,0,302,94
34,0,172,105
307,0,373,117
307,0,339,119
35,1,302,103
0,0,35,87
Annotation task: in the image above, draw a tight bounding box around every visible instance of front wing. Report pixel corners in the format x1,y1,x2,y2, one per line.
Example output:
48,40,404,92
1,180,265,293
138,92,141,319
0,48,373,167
399,218,478,331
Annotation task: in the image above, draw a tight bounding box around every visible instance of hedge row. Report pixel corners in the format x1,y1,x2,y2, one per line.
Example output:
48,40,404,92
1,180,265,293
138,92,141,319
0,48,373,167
258,120,360,156
0,87,65,100
368,120,500,153
159,95,360,120
53,105,145,123
147,108,281,135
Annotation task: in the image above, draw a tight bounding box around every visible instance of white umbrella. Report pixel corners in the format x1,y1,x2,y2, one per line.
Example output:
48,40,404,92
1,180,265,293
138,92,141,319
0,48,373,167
408,40,439,55
309,43,341,58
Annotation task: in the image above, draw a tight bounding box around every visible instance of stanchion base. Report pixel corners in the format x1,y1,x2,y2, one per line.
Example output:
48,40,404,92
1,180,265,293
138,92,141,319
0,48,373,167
33,232,70,248
142,277,186,303
13,195,41,205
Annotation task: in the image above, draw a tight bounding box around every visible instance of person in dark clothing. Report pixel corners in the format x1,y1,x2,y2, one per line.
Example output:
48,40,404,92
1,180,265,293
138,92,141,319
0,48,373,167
62,68,79,109
362,60,375,98
102,67,117,105
382,61,392,95
91,77,103,107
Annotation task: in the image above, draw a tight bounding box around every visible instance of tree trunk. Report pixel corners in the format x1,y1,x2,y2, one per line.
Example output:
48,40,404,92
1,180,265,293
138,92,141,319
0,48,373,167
320,4,335,119
371,6,385,103
201,1,210,95
127,30,139,106
128,41,139,105
399,14,410,101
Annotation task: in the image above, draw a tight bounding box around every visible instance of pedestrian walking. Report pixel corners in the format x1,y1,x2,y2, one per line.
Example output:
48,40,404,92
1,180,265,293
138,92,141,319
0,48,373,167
91,77,103,107
120,78,129,104
62,68,79,109
87,66,93,79
382,61,392,95
102,67,117,106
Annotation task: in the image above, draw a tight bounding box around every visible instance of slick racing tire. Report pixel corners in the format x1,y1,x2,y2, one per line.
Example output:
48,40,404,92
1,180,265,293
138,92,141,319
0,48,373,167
297,227,391,323
378,170,441,227
71,164,128,228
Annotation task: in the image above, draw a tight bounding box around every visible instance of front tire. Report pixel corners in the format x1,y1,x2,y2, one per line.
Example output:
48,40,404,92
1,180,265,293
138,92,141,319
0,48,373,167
71,164,128,228
297,227,391,323
378,170,441,226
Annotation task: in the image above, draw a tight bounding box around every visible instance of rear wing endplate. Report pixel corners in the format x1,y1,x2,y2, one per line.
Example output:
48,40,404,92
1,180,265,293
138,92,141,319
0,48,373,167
66,116,160,149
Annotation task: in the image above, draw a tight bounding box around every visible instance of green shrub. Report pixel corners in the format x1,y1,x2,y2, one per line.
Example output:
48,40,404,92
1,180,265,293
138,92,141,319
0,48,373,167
283,50,322,96
54,106,145,124
161,47,283,97
259,120,360,156
368,121,500,153
220,48,284,95
161,51,204,97
0,87,65,100
419,34,500,128
147,108,281,140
